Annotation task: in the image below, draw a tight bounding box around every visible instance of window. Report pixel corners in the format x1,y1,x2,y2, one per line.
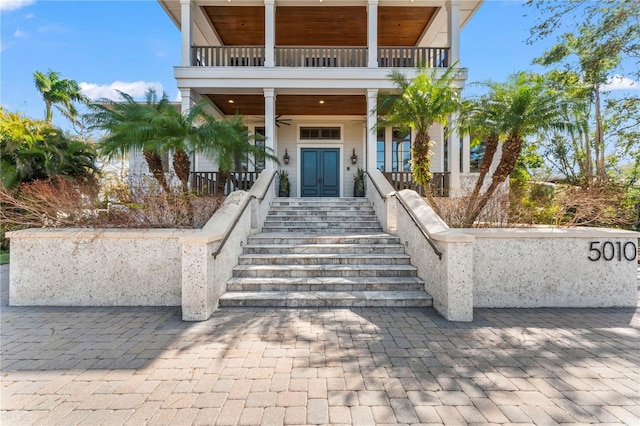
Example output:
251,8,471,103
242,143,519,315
392,129,411,172
300,127,341,140
377,128,385,171
470,139,486,173
254,127,266,172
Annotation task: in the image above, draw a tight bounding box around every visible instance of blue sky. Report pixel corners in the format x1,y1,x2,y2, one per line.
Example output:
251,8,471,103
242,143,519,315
1,0,637,131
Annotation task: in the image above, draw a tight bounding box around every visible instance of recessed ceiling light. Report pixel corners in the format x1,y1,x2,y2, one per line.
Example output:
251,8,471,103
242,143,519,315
319,100,325,104
228,99,235,104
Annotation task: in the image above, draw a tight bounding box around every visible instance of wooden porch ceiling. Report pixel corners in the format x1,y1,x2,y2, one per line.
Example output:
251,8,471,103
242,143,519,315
203,6,437,46
207,94,367,116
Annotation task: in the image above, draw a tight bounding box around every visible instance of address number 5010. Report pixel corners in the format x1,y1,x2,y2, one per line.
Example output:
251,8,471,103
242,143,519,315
588,241,637,262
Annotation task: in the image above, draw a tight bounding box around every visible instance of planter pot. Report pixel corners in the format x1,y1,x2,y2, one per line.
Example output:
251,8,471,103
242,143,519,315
279,187,290,197
353,182,365,197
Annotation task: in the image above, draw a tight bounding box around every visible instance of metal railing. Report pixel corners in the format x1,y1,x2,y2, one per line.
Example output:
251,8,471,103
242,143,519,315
211,170,276,260
367,171,442,260
275,46,368,67
378,47,449,68
383,172,450,197
191,171,260,196
192,46,265,67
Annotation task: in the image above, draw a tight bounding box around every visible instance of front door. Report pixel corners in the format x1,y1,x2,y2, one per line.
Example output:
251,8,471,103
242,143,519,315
300,148,340,197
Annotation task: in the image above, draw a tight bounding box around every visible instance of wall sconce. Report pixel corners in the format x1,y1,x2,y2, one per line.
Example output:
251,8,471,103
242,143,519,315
351,148,358,165
283,149,290,165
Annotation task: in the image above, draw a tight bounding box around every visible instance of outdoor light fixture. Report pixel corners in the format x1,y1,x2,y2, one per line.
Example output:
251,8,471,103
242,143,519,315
351,149,358,165
283,149,290,164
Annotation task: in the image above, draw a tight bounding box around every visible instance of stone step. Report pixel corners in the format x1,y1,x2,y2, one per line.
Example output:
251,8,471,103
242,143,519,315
247,233,401,245
237,253,411,266
243,243,405,255
265,215,379,222
272,197,371,204
261,226,382,234
268,210,378,217
233,264,418,278
227,276,425,292
263,220,382,228
219,290,433,307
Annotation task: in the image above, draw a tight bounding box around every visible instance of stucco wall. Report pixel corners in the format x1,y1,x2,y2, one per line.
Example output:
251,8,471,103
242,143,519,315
466,228,639,308
8,229,194,306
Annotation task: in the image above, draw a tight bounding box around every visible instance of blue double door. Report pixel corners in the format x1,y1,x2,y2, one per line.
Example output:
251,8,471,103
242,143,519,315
300,148,340,197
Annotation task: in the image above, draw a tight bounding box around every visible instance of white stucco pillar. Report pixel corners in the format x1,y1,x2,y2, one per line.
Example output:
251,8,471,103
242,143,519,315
180,0,193,67
447,0,461,66
448,113,461,193
180,88,197,175
367,0,378,68
264,88,276,170
462,134,471,174
366,89,378,171
264,0,275,67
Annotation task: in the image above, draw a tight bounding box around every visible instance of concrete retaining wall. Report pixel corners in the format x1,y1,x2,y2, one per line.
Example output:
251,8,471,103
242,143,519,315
7,228,193,306
465,228,639,308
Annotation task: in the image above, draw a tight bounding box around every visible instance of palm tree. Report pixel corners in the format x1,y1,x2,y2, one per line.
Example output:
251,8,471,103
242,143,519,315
33,70,88,124
377,66,461,205
1,108,98,189
460,72,570,227
87,90,173,193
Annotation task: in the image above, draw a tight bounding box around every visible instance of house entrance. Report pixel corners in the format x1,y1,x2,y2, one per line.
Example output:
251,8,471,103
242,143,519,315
300,148,340,197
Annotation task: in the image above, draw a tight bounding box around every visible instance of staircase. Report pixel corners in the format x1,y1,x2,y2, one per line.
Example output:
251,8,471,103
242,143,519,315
219,198,432,308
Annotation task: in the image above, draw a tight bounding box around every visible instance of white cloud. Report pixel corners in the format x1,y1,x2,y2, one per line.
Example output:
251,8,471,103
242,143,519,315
80,81,164,101
0,0,35,12
601,75,639,92
13,28,26,38
24,13,34,18
174,91,182,102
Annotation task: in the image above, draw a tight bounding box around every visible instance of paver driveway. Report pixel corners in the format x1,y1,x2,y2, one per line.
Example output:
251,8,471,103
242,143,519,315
1,264,639,425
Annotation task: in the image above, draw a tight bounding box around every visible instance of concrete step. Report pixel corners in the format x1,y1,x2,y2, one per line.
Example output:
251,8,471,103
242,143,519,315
247,233,401,245
262,220,382,228
243,243,405,255
219,290,433,307
227,276,425,292
265,215,379,222
237,253,412,266
261,226,383,234
232,264,418,278
268,210,378,217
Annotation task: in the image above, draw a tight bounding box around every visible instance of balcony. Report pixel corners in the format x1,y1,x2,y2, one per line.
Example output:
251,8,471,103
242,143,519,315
191,46,450,68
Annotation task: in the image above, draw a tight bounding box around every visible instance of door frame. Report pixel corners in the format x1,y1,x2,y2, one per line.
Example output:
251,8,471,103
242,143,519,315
297,144,343,197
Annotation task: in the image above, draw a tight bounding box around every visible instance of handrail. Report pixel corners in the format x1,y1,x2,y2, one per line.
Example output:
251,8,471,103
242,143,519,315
211,170,276,259
394,194,443,260
367,171,443,260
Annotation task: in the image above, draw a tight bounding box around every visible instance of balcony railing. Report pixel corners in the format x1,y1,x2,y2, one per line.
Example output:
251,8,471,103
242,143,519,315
192,46,265,67
191,171,260,196
275,46,368,67
378,47,449,68
383,171,450,197
191,46,449,68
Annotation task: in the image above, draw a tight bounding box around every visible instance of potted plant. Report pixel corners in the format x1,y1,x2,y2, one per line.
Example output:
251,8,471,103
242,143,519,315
278,170,290,197
353,167,365,197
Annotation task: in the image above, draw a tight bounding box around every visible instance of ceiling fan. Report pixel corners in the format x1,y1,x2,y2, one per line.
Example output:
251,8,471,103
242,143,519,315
254,115,292,127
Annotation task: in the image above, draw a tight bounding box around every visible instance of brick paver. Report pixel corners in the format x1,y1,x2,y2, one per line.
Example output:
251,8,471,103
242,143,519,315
1,264,639,425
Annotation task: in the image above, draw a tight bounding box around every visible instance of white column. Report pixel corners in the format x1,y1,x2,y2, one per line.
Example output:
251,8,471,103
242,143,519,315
180,0,193,67
367,0,378,68
180,89,197,175
264,88,276,170
366,89,378,171
264,0,275,67
462,134,470,174
448,113,461,192
447,0,461,66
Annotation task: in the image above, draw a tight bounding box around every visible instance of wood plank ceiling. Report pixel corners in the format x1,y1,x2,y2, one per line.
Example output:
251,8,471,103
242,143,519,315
203,6,436,46
207,94,367,116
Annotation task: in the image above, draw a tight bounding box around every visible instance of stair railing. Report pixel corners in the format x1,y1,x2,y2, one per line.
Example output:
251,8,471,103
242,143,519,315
212,169,277,260
367,171,443,260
